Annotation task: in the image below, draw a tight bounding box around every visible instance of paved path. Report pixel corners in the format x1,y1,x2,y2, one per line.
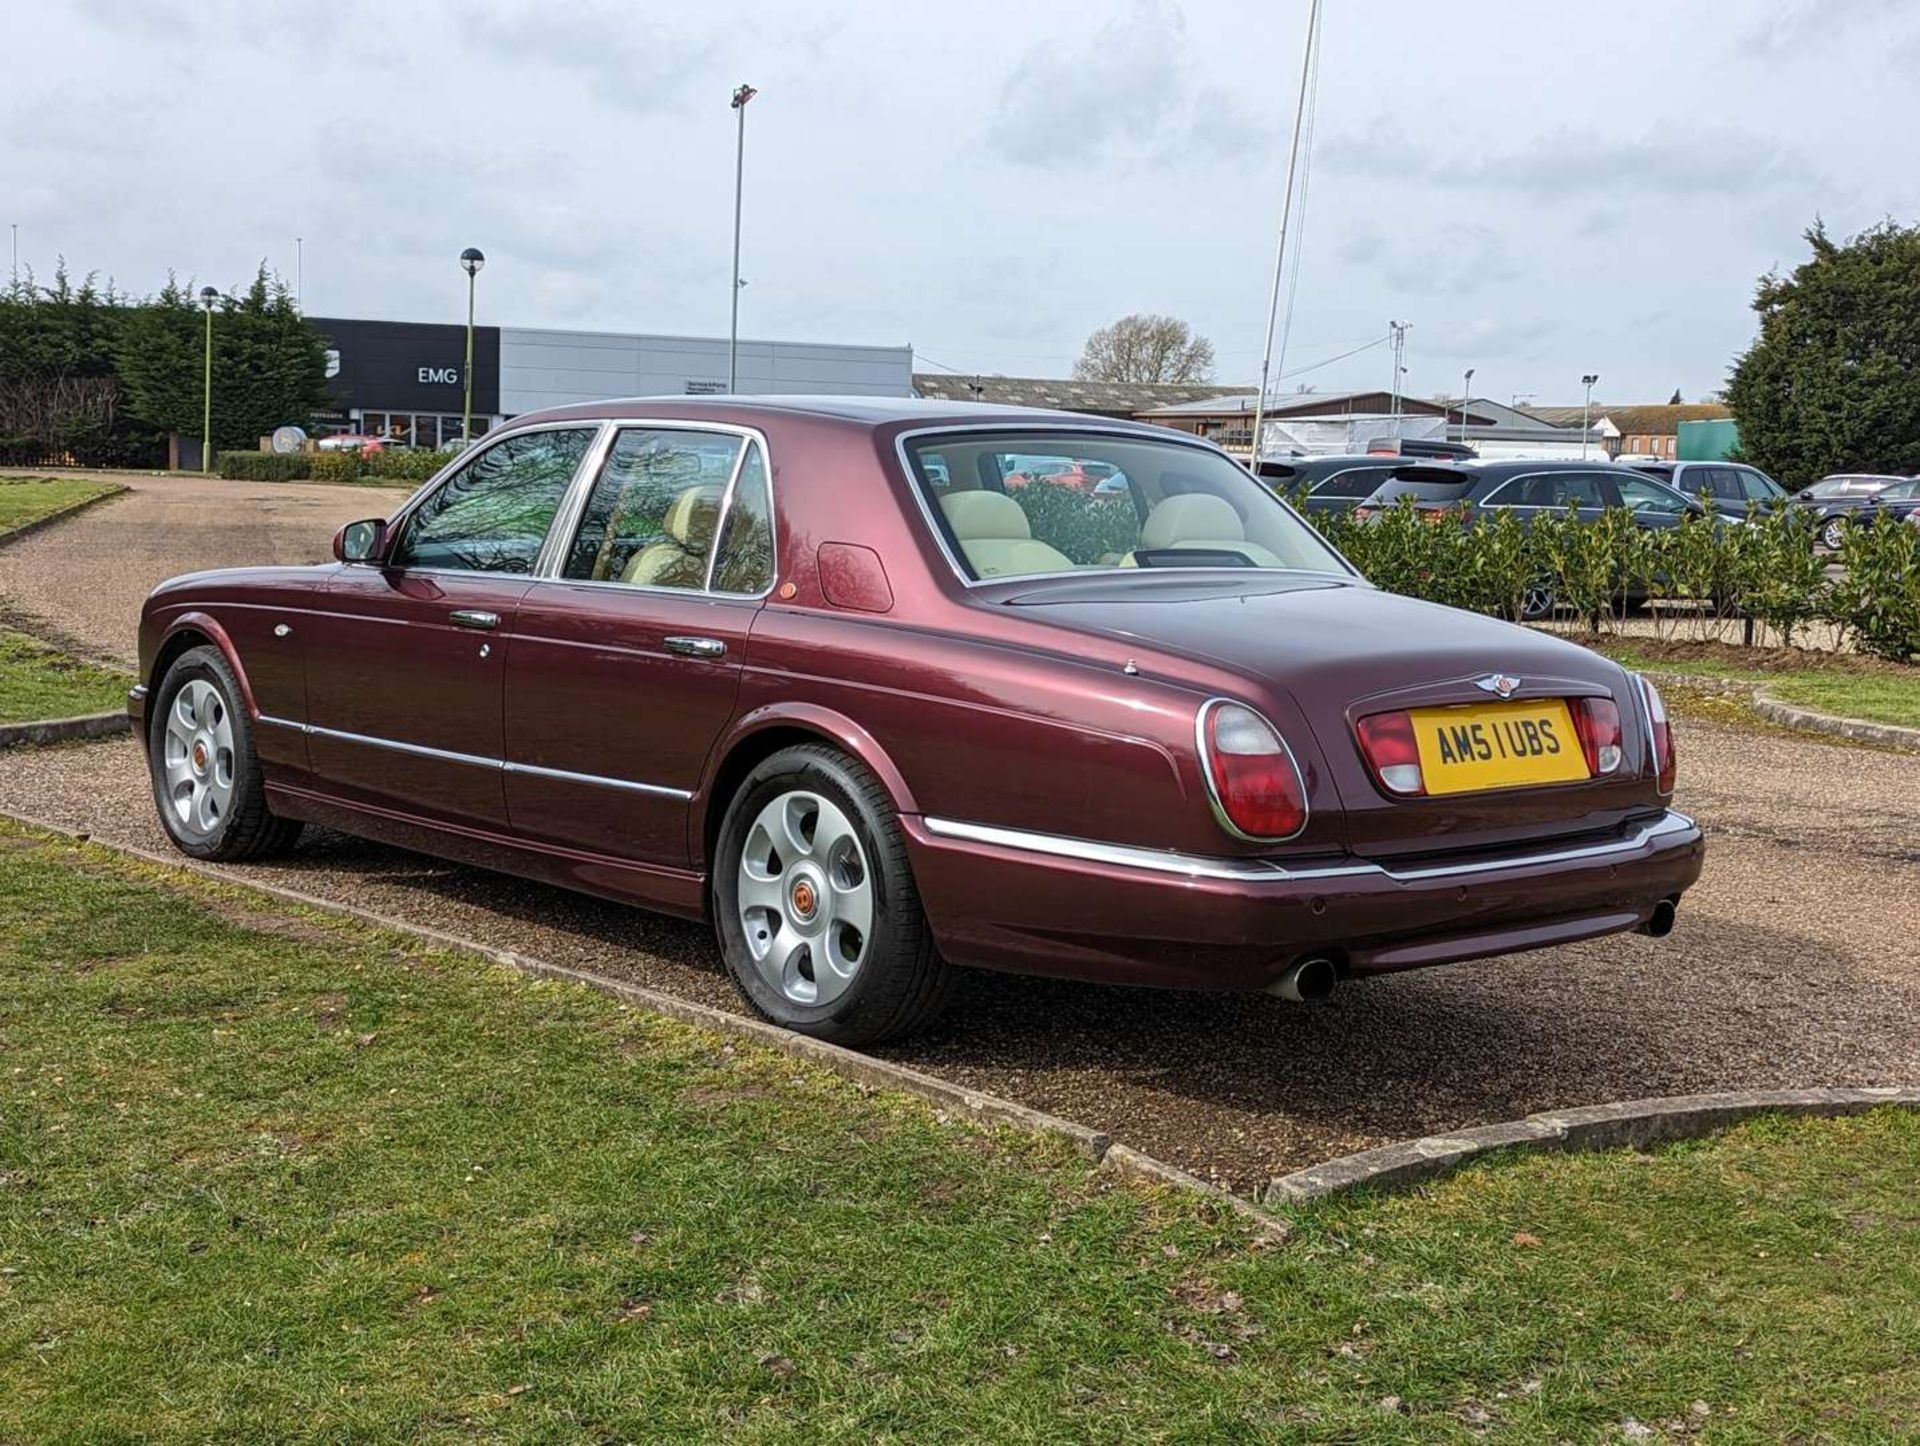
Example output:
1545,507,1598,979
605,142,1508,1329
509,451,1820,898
0,470,409,666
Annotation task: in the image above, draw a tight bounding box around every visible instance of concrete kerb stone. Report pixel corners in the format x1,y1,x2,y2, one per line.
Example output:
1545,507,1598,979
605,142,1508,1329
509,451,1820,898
1265,1087,1920,1205
1655,669,1920,752
0,712,130,750
0,484,128,549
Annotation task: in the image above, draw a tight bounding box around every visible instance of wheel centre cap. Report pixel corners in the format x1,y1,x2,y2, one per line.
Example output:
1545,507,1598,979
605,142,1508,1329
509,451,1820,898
789,876,819,922
191,739,209,773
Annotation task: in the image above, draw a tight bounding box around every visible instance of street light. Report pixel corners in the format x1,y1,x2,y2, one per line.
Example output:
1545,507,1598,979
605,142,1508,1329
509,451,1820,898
1581,372,1600,458
728,82,757,393
460,247,485,446
199,286,218,474
1459,367,1475,444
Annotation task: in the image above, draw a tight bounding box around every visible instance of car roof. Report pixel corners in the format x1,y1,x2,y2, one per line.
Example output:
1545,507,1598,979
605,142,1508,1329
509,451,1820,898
500,393,1192,439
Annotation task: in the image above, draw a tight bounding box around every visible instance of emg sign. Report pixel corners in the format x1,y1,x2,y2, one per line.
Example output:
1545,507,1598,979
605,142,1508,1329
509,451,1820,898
418,366,460,385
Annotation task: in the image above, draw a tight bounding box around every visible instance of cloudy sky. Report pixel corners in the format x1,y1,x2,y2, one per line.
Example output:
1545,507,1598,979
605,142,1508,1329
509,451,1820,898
9,0,1920,405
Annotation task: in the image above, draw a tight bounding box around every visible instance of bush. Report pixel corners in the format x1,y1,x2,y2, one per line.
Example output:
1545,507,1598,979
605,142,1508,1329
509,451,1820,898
362,447,454,482
1824,514,1920,662
217,451,310,482
307,451,361,483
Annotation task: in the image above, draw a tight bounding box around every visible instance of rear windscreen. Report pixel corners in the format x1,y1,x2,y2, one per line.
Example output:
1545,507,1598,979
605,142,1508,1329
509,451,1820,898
1365,477,1473,505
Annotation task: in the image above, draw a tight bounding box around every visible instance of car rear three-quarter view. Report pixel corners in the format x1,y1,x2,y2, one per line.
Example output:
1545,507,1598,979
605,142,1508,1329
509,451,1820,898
131,397,1703,1044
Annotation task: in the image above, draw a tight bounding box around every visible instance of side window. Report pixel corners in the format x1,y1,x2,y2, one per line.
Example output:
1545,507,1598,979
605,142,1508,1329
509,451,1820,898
1561,473,1613,507
390,427,595,573
711,443,775,594
561,428,745,590
1317,467,1393,498
1614,476,1686,513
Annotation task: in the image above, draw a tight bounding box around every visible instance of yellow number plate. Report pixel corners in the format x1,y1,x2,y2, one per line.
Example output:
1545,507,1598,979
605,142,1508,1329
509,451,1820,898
1409,699,1588,796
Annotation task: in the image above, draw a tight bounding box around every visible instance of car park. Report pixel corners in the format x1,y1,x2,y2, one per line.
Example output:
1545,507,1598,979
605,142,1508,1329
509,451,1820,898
1355,460,1719,620
1626,459,1788,520
1255,455,1418,516
131,398,1700,1045
1790,473,1912,549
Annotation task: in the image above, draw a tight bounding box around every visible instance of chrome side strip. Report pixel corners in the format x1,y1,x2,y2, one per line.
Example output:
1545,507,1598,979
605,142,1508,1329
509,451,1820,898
919,811,1697,885
504,759,692,801
280,719,692,800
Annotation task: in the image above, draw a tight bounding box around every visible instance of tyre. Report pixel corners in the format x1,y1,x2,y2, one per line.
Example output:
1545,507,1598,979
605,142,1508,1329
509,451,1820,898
1516,577,1558,622
148,645,303,862
1820,516,1847,551
712,744,953,1045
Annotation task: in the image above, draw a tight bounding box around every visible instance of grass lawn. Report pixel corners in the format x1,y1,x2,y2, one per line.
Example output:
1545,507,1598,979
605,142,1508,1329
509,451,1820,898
0,477,120,536
1595,641,1920,730
0,630,131,723
4,833,1919,1440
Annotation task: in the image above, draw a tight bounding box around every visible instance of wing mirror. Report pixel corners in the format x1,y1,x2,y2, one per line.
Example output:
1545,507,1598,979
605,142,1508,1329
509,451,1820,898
333,518,389,564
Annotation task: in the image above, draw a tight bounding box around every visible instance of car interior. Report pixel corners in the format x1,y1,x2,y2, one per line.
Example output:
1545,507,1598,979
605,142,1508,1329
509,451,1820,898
911,434,1340,581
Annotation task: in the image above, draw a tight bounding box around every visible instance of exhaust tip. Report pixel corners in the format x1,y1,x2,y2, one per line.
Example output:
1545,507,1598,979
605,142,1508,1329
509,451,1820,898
1271,956,1338,1003
1641,898,1678,938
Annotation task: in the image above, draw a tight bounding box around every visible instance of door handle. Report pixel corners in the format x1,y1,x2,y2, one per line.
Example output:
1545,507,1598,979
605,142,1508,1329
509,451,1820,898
450,609,500,631
664,635,728,659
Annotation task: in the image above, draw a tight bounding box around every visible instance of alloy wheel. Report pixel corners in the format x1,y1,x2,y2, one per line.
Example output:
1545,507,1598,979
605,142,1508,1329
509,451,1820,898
1822,518,1846,551
735,789,874,1006
161,678,236,839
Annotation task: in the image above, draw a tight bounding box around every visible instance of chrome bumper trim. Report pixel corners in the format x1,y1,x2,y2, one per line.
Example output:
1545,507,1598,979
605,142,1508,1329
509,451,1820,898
919,811,1698,885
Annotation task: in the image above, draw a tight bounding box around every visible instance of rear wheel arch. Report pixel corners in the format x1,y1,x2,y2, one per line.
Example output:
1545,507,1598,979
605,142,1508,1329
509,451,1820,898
696,707,919,873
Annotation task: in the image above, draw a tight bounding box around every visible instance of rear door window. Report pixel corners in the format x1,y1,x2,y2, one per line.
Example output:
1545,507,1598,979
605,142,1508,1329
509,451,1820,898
1314,466,1397,499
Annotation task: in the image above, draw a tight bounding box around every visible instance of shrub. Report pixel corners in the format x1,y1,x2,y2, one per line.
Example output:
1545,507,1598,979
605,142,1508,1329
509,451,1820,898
217,451,310,482
363,447,455,482
307,451,361,483
1016,480,1140,564
1824,514,1920,662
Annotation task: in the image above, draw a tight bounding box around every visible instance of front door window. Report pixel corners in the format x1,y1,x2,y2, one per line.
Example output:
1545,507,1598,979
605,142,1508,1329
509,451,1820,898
389,427,597,574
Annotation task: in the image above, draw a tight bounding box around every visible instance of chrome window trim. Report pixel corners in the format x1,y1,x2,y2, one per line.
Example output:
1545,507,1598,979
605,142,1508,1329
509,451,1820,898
279,718,691,801
1194,697,1310,844
920,810,1697,885
374,420,613,583
891,423,1360,590
534,419,778,601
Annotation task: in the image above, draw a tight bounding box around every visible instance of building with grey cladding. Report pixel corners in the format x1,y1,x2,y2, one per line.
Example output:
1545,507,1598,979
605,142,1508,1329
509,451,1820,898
310,315,913,450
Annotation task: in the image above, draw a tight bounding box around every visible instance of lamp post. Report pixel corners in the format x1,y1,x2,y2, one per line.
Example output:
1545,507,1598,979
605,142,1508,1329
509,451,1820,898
460,247,485,447
1459,366,1475,444
1581,372,1600,458
199,286,218,474
728,82,757,393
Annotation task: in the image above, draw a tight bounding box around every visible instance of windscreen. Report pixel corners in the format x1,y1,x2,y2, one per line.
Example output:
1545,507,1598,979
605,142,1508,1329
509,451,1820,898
903,431,1349,582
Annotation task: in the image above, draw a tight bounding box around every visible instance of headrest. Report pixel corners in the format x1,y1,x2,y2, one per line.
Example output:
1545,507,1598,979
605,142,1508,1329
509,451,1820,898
940,490,1031,541
1140,493,1244,549
664,485,725,548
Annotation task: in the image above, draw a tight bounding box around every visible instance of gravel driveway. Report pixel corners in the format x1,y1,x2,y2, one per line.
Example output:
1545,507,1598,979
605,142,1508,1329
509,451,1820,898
0,471,409,665
4,725,1915,1196
2,470,1916,1194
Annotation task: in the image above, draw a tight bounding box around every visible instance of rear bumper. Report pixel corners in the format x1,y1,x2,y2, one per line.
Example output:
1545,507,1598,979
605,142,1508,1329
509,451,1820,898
903,810,1705,992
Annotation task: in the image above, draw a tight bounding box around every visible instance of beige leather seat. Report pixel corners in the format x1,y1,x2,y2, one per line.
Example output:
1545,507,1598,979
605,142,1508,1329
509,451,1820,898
939,491,1074,578
1124,493,1284,568
622,484,724,588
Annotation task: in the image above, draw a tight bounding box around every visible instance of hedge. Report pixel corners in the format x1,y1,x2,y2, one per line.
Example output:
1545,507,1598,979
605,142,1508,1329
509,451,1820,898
214,447,455,485
1300,494,1920,663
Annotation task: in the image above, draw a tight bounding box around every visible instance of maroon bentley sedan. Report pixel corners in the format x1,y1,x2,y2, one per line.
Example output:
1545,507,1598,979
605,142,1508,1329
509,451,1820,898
133,397,1701,1043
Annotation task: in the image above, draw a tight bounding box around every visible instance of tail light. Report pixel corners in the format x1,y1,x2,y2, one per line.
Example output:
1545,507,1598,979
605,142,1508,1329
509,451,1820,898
1199,700,1308,840
1572,696,1624,777
1356,710,1425,795
1638,676,1675,794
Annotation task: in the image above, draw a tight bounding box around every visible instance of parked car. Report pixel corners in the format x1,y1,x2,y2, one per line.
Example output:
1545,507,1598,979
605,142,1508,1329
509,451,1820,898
1256,455,1414,516
1626,460,1788,520
1001,457,1126,493
132,399,1700,1044
1789,474,1912,550
1355,460,1719,620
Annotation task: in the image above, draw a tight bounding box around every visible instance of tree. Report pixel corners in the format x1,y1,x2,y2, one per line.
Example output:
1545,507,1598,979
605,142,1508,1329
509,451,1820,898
117,265,329,452
1072,313,1216,384
0,262,157,466
1725,220,1920,485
